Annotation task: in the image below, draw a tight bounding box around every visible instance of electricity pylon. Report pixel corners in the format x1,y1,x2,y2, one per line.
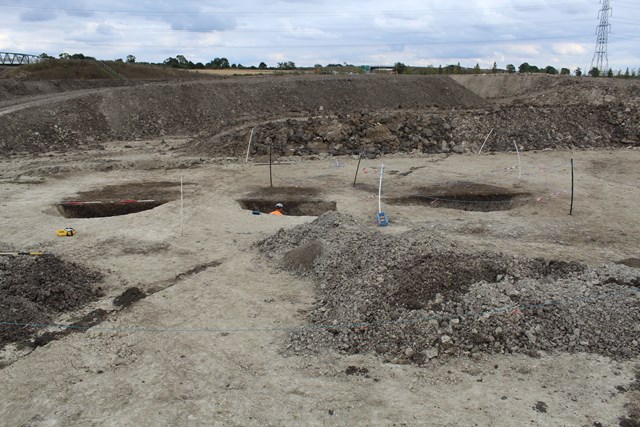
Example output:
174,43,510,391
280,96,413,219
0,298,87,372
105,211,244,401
590,0,612,75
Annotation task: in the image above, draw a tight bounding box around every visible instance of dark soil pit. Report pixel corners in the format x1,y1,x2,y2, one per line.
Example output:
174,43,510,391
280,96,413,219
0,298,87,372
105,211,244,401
56,181,184,218
385,181,531,212
0,254,103,350
113,287,146,308
238,186,336,216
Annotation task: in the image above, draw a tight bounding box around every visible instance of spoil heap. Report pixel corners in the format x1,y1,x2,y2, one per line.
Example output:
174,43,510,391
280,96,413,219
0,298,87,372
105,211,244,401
258,212,640,363
0,254,103,348
192,104,640,158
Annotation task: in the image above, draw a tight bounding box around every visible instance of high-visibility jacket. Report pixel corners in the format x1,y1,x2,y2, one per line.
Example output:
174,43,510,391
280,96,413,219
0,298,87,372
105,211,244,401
270,210,284,215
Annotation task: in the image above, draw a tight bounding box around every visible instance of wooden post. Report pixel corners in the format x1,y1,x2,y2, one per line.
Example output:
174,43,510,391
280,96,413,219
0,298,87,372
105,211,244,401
353,152,363,187
569,158,574,215
269,141,273,188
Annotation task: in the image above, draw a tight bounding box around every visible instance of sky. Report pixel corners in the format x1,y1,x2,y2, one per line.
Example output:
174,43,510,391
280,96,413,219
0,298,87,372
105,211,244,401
1,0,639,72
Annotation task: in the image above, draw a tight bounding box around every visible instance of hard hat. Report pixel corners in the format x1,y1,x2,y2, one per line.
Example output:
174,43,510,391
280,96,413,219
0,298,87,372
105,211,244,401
275,203,284,208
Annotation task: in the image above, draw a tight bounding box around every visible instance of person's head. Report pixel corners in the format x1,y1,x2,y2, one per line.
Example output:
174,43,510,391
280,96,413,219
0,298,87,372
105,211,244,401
275,203,284,210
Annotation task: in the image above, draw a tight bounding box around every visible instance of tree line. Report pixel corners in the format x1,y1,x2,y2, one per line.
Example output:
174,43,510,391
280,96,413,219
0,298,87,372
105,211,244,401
36,52,638,78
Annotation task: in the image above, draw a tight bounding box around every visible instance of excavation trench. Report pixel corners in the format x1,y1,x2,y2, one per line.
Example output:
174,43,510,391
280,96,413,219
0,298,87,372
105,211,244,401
238,186,336,216
57,200,168,218
386,182,531,212
55,181,183,218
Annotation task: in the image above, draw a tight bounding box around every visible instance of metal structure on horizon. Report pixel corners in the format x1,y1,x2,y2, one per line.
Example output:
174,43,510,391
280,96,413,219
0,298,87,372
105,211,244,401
590,0,613,74
0,52,40,66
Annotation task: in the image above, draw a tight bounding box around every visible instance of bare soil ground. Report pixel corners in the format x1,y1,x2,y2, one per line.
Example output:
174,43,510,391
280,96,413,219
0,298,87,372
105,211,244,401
0,74,639,426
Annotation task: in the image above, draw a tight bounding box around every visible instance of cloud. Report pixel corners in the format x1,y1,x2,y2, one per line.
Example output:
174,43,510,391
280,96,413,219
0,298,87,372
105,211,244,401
20,9,58,22
3,0,639,68
552,43,588,56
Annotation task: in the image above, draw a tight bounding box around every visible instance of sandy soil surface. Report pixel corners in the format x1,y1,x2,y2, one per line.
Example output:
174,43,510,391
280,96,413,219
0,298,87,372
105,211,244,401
0,136,639,425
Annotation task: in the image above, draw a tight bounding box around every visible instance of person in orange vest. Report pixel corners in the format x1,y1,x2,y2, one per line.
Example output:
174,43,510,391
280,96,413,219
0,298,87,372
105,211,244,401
270,203,285,215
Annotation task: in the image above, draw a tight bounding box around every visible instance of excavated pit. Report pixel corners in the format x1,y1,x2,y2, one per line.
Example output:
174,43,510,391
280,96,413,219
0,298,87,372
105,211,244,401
386,181,531,212
238,186,336,216
55,181,182,218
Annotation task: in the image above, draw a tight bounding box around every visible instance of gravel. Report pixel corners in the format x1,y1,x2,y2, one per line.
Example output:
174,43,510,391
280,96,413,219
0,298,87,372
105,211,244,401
258,212,640,363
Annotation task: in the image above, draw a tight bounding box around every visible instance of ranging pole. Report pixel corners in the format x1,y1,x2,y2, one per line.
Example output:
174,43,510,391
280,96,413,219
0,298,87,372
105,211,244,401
180,176,184,236
569,159,575,215
590,0,612,75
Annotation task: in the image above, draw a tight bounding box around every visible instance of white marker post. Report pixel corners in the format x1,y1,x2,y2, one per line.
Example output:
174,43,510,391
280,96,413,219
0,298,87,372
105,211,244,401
478,128,494,154
376,164,389,226
180,176,184,236
245,128,255,163
514,142,522,180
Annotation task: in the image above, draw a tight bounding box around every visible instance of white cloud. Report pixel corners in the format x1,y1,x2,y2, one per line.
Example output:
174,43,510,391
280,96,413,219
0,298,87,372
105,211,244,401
1,0,638,69
552,43,588,56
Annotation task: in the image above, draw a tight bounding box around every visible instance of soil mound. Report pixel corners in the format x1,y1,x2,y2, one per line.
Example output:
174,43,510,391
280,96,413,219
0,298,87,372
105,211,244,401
258,212,640,363
0,254,103,348
0,75,486,155
1,75,638,156
190,104,639,158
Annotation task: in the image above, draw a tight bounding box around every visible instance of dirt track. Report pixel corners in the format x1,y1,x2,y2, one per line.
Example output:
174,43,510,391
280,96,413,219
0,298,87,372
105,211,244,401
0,74,639,426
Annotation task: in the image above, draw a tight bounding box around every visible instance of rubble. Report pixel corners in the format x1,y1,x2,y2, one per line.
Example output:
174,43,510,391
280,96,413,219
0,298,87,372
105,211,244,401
258,212,640,363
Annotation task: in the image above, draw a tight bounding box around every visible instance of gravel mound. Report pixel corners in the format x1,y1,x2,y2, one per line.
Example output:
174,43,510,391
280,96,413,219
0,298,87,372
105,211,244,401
2,75,638,156
0,75,485,155
258,212,640,363
0,254,103,348
191,103,639,158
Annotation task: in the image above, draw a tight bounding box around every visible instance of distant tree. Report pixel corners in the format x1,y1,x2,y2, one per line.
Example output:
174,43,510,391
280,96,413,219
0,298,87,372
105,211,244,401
438,65,443,74
258,62,267,69
560,68,570,75
126,55,136,63
163,57,179,68
38,53,52,59
473,63,481,74
194,62,205,69
518,62,531,73
175,55,189,67
393,62,407,74
632,69,637,78
59,53,70,59
491,62,497,73
206,57,230,69
574,67,582,76
506,64,516,74
277,61,296,70
231,63,237,68
314,63,322,68
607,69,614,78
66,53,95,61
624,67,630,78
544,66,558,75
588,67,600,77
455,62,461,74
